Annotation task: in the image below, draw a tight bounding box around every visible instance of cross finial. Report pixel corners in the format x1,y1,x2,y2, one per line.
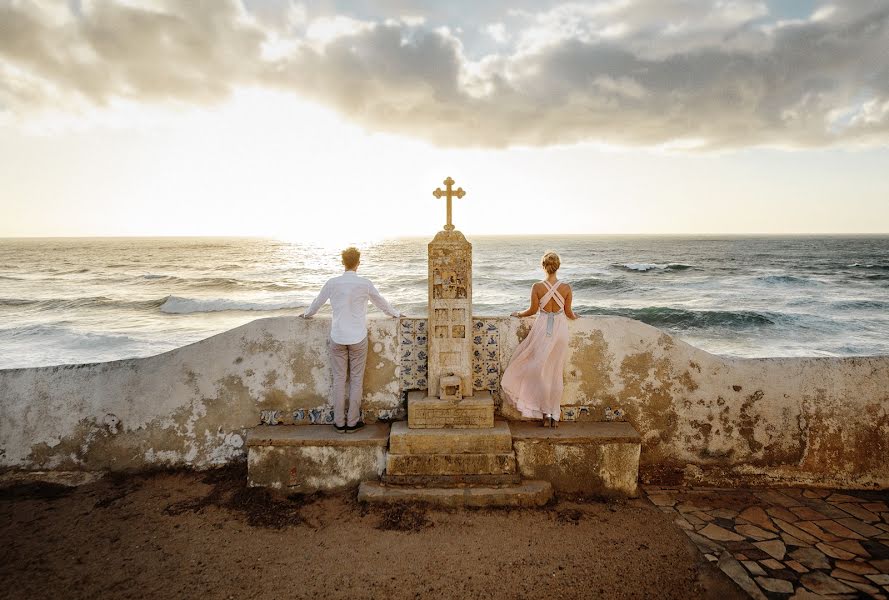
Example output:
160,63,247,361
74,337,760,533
432,176,466,231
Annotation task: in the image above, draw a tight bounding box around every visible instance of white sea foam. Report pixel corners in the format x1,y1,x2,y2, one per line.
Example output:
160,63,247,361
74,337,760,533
159,295,305,314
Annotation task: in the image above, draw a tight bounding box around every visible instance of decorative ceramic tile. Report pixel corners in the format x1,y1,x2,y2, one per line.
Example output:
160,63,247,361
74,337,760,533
260,410,282,425
472,318,501,391
561,407,578,422
398,319,429,391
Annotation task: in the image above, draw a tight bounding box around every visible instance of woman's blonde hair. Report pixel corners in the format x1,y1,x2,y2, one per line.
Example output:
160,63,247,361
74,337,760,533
541,251,561,275
341,247,361,270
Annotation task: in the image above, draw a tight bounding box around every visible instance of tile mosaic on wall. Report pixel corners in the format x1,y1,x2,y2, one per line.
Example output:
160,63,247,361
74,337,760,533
398,318,502,394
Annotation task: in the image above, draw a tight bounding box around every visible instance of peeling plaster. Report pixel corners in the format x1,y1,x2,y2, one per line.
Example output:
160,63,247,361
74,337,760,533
2,315,888,488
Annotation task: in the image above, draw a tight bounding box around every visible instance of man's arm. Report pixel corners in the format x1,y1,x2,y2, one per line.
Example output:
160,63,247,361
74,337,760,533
301,280,331,318
368,281,401,318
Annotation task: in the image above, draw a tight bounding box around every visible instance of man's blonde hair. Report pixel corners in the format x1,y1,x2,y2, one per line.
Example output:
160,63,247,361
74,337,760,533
342,247,360,270
542,251,561,275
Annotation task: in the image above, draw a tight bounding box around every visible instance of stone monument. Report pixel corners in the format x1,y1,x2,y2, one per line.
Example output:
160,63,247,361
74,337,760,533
381,177,527,491
406,177,495,429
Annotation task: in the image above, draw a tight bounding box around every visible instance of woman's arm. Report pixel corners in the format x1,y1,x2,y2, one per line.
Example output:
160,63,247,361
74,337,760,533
511,284,540,318
563,285,579,320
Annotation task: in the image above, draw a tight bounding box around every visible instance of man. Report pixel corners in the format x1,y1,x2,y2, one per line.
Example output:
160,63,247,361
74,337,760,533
301,247,401,433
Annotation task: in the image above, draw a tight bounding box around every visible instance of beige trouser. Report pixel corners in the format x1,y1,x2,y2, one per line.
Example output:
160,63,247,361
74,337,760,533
329,336,368,427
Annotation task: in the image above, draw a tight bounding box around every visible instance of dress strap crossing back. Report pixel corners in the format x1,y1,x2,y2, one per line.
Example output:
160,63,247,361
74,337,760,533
539,280,565,310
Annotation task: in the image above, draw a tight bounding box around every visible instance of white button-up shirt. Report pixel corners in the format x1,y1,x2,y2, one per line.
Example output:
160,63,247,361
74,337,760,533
302,271,401,345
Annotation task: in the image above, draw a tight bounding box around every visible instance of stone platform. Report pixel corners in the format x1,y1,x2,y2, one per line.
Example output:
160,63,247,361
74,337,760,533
358,480,553,508
407,390,494,429
510,421,641,498
246,423,389,492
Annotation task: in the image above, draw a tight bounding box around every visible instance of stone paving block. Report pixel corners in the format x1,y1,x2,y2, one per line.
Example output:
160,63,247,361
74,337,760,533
803,489,830,499
739,506,778,531
717,554,768,600
827,493,866,503
870,558,889,573
790,547,831,570
767,506,800,523
742,560,767,576
780,533,811,548
785,560,808,574
799,571,856,595
837,503,881,523
835,559,878,575
836,517,884,538
736,524,778,540
754,540,787,560
815,519,866,540
832,539,870,557
756,490,802,508
700,523,745,542
831,568,870,583
794,520,840,542
816,541,858,560
755,576,794,594
791,506,829,521
760,558,784,570
773,518,820,544
842,579,883,596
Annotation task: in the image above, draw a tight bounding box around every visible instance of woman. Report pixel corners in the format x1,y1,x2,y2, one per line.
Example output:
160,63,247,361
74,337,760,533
501,251,579,427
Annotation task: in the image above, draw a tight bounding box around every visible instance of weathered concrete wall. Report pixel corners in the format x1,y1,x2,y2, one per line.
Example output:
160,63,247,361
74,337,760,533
0,316,400,471
1,315,887,489
500,316,889,489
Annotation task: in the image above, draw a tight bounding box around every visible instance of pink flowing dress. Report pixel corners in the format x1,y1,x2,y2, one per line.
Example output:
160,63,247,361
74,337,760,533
501,280,569,421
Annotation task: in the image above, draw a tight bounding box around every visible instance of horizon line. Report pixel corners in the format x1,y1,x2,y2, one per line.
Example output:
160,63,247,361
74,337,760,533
2,232,889,241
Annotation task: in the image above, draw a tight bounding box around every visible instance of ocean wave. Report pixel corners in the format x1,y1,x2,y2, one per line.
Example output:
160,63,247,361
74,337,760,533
576,305,776,329
140,274,303,292
158,295,305,314
758,274,812,285
0,298,39,307
0,323,140,347
572,277,628,291
616,263,693,272
0,296,163,312
848,263,889,270
830,299,889,311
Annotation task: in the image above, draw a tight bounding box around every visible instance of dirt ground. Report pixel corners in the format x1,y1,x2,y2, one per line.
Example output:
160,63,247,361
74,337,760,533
0,466,744,600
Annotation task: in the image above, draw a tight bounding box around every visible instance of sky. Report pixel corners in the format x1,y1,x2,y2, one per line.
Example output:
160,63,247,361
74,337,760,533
1,0,888,241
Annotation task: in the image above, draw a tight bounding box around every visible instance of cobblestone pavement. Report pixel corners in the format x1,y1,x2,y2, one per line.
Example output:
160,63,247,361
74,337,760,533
644,486,889,599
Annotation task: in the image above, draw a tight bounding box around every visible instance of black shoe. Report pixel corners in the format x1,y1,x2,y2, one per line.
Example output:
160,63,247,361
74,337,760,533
334,424,347,434
346,421,365,433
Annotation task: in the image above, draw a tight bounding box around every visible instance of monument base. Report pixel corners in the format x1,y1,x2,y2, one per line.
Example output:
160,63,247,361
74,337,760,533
407,390,494,429
358,480,553,508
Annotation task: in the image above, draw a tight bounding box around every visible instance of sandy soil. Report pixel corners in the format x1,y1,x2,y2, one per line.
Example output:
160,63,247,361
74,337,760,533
0,466,744,600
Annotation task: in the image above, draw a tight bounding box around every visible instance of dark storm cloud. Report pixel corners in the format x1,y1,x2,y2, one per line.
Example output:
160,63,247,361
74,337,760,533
1,0,887,149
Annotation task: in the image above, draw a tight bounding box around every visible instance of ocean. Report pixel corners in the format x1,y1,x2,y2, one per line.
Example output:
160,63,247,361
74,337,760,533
1,236,887,369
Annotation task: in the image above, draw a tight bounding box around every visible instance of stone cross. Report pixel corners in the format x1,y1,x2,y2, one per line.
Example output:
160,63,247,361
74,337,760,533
432,177,466,232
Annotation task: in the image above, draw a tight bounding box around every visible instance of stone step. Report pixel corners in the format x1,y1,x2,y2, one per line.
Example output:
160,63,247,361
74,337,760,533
509,421,641,498
246,424,389,492
380,472,522,486
386,452,516,476
407,390,494,429
358,480,553,508
389,420,512,455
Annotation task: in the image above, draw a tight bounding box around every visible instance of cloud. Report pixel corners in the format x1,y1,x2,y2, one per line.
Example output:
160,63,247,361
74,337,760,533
1,0,888,149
